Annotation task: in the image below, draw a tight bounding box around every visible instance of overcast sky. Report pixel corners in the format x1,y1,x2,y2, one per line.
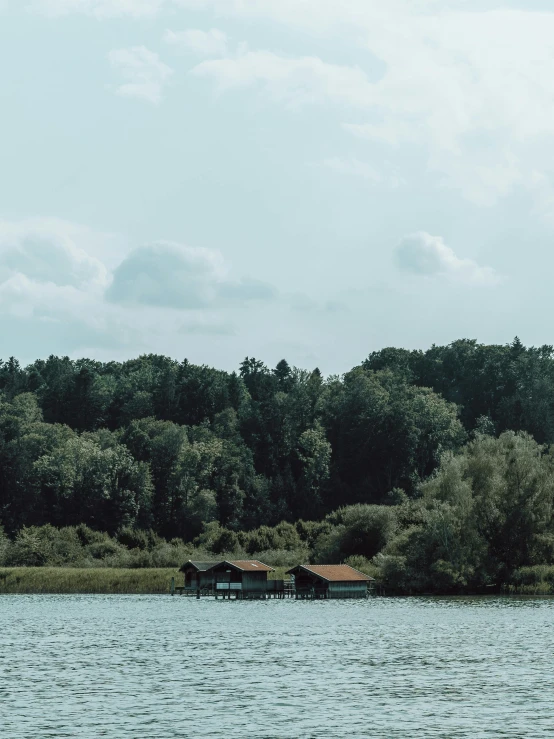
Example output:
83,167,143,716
1,0,552,373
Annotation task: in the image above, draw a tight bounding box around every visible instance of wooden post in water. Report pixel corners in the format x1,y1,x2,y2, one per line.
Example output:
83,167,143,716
170,577,175,596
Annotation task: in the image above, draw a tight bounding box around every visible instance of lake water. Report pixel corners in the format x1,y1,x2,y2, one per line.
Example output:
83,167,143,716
1,596,553,738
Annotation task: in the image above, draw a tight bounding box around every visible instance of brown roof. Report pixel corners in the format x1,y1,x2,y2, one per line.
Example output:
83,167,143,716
227,560,274,572
287,564,374,582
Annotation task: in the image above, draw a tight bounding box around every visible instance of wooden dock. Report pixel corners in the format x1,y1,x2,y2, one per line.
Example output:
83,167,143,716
170,578,296,599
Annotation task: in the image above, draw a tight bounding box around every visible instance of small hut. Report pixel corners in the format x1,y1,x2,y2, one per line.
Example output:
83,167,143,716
180,560,220,592
286,564,374,599
208,560,274,599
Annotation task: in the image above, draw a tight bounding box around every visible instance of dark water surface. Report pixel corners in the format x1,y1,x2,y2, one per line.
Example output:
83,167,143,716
1,595,553,738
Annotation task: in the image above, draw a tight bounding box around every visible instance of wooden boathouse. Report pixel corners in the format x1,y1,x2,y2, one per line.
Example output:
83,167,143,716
208,560,278,599
286,564,374,599
179,561,219,594
172,561,374,599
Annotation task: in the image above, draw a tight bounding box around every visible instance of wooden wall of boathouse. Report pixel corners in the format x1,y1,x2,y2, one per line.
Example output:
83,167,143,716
327,581,368,598
208,561,273,596
240,572,268,592
181,562,218,590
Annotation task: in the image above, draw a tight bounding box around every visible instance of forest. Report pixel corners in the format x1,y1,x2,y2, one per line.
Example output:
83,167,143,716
2,337,554,594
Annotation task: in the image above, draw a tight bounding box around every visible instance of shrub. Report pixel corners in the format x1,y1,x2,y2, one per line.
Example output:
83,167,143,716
116,527,150,550
312,526,345,563
510,565,554,589
249,548,310,568
328,504,398,559
214,530,242,555
245,522,302,554
295,519,332,548
5,525,85,567
87,539,124,561
0,527,9,566
75,524,107,546
373,553,410,593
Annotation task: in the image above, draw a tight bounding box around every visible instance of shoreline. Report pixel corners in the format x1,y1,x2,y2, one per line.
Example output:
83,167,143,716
0,567,180,594
1,567,553,597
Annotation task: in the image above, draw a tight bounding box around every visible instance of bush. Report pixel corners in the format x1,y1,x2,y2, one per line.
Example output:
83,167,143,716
193,521,224,551
311,505,398,563
328,505,398,559
5,525,85,567
75,524,107,546
430,559,471,592
295,519,332,548
116,527,151,550
249,548,310,568
87,539,125,561
373,553,410,593
147,540,193,568
244,522,302,554
0,527,9,566
312,526,345,563
508,565,554,594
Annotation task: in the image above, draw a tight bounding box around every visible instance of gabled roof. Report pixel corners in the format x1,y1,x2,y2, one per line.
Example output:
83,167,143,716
286,564,374,582
210,560,274,573
180,560,220,572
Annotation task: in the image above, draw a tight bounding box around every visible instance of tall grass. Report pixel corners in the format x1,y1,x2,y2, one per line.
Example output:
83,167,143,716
505,565,554,595
0,567,180,594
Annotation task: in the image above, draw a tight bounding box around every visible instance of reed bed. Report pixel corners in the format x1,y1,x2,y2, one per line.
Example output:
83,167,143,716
0,567,180,594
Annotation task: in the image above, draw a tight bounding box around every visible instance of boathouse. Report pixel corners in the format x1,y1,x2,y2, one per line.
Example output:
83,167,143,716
286,564,374,599
180,561,219,592
208,560,274,598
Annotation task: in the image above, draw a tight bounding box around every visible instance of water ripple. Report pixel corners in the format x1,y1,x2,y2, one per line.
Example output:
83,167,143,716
1,595,553,738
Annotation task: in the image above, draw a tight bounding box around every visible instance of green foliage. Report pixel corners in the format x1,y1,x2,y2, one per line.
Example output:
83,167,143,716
0,526,8,563
0,567,178,594
248,548,309,568
0,350,469,533
244,521,303,554
2,342,554,593
312,505,397,563
319,367,464,501
375,432,554,593
364,338,554,443
192,522,243,556
4,525,84,567
508,565,554,594
330,505,398,558
116,526,152,550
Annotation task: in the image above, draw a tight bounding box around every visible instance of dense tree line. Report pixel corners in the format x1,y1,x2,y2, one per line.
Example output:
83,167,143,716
2,338,554,592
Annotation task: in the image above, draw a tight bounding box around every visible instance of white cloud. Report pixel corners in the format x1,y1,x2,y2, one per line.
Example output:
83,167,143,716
192,49,373,108
0,218,108,290
343,122,419,149
185,1,554,215
174,0,444,34
395,232,502,287
108,47,173,105
106,241,226,309
0,219,282,361
28,0,166,18
164,28,228,57
0,218,128,355
323,157,405,188
106,241,276,309
324,157,376,178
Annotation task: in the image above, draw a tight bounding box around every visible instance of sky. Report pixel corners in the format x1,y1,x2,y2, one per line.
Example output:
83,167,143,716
1,0,553,374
